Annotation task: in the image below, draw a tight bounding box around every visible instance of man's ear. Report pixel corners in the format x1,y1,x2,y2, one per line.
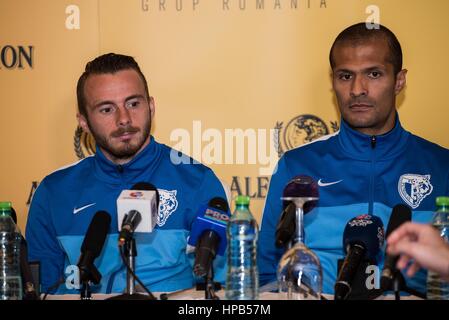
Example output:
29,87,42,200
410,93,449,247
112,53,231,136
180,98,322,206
149,96,155,118
77,113,90,133
395,69,408,95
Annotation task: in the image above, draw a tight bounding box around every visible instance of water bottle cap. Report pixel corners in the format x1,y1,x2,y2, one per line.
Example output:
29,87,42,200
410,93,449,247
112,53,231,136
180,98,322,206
436,196,449,206
0,201,12,210
235,195,250,206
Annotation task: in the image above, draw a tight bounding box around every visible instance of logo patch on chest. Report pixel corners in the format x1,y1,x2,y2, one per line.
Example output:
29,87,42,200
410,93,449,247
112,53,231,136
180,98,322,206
398,174,433,209
157,189,178,227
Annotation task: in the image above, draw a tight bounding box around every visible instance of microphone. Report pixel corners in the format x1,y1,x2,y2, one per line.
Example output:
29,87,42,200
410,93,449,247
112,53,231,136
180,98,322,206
276,175,319,247
119,210,142,245
77,211,111,285
188,197,230,277
110,183,159,300
282,175,319,210
130,182,160,207
334,214,385,300
275,202,296,248
117,182,159,245
380,204,412,291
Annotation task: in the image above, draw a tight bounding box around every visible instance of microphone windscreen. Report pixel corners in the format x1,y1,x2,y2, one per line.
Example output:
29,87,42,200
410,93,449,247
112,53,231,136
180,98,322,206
131,182,159,208
188,202,230,256
343,214,385,261
282,175,319,213
208,197,229,212
81,211,111,258
385,204,412,238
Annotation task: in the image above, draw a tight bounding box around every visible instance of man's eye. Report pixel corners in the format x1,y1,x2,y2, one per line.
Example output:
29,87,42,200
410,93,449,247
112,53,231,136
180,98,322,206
369,71,381,78
127,101,140,108
339,73,352,80
99,106,113,114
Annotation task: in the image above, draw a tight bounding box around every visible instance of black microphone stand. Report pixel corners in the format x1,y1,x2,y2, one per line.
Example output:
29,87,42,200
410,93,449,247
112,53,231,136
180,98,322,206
79,263,101,300
80,281,92,300
107,237,156,300
386,269,426,300
204,264,220,300
124,238,139,297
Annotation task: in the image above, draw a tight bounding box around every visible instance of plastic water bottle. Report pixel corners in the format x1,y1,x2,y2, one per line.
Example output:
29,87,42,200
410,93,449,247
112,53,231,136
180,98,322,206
427,196,449,300
0,201,22,300
225,195,259,300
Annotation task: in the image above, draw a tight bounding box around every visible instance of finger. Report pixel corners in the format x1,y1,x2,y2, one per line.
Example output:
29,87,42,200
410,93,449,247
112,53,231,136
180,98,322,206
387,222,425,244
406,262,421,278
396,254,411,270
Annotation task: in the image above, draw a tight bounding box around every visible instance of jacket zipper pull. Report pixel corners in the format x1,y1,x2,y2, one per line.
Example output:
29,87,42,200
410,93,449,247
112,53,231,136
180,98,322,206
371,136,377,149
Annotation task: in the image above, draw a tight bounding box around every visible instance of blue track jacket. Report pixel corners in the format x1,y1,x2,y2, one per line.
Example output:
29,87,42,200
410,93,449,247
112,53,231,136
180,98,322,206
258,116,449,295
26,136,228,294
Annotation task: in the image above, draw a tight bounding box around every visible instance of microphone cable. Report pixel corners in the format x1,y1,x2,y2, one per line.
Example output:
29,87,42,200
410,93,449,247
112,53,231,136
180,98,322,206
42,277,66,300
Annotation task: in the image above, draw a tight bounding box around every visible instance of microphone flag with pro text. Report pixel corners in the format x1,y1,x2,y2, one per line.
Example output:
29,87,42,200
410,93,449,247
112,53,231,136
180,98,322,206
188,197,230,278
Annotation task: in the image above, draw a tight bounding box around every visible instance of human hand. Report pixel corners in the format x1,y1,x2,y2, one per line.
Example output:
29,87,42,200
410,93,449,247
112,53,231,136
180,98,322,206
387,222,449,279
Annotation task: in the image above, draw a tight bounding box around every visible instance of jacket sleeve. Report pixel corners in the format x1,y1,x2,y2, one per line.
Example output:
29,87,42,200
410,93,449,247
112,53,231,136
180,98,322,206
25,180,66,294
258,156,292,286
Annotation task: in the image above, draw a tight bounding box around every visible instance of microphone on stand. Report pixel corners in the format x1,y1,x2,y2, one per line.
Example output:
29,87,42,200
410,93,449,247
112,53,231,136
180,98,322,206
188,197,230,300
275,202,297,249
278,175,319,247
190,197,230,278
380,204,412,292
334,214,385,300
379,204,425,299
276,175,324,300
108,182,159,300
118,210,142,246
116,182,159,246
77,210,111,300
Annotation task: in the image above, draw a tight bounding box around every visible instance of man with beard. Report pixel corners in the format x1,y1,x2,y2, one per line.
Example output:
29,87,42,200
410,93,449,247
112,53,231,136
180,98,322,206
258,23,449,297
26,53,228,295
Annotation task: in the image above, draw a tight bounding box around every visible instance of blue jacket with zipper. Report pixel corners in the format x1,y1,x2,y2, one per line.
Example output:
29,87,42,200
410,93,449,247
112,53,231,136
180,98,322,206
258,116,449,295
26,136,228,294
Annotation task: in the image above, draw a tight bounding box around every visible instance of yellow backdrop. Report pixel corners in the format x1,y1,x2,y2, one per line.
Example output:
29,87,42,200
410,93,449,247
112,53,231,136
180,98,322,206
1,0,449,231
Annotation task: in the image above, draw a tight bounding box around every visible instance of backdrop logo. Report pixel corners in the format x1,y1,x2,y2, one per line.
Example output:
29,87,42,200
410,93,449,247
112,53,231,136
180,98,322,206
0,45,34,69
140,0,328,12
274,114,338,157
74,126,96,159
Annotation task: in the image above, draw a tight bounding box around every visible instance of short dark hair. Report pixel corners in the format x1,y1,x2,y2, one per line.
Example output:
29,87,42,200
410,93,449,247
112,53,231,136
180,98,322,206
329,22,403,75
76,53,150,117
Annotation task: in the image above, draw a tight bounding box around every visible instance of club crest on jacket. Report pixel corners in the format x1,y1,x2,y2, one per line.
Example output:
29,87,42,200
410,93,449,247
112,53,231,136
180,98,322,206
398,174,433,209
157,189,178,227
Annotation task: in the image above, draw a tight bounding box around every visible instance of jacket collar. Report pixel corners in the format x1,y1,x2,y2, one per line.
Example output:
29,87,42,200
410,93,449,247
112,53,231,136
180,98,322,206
93,135,162,184
337,113,410,161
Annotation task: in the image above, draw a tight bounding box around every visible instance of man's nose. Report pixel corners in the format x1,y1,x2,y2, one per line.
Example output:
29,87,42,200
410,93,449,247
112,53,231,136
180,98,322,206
116,106,131,127
350,75,368,97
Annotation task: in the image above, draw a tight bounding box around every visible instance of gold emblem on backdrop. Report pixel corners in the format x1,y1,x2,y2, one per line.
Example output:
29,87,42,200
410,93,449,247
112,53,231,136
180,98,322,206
74,126,96,159
274,115,339,158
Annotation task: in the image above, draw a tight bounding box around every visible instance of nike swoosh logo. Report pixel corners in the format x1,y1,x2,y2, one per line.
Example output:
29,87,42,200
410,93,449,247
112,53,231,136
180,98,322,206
318,179,342,187
73,203,96,214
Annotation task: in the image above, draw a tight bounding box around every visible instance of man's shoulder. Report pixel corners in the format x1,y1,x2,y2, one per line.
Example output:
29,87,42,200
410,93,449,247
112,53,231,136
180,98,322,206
42,156,95,185
157,143,220,182
282,132,339,160
409,133,449,158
